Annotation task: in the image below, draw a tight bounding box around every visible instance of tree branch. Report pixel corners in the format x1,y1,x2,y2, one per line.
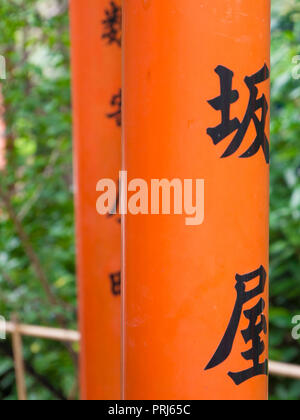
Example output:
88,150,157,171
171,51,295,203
0,341,67,400
0,186,61,308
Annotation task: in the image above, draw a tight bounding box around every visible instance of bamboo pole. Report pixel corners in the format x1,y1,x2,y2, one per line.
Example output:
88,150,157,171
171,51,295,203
269,361,300,380
1,322,299,381
11,315,27,401
4,322,80,342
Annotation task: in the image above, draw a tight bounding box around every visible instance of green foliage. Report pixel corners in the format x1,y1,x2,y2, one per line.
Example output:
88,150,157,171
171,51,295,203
0,0,76,400
270,0,300,400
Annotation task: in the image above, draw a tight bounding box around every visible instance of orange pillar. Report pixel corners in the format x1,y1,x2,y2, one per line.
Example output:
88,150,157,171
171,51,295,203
123,0,270,400
70,0,121,400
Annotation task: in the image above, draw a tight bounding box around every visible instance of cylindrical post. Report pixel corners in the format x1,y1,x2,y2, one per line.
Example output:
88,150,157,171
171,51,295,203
0,86,6,171
11,315,27,401
70,0,122,399
123,0,270,400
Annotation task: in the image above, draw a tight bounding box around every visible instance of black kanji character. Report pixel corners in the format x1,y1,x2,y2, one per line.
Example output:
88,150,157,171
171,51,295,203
205,266,268,385
110,271,121,296
102,1,122,47
107,89,121,127
228,298,268,385
207,66,240,145
207,64,270,164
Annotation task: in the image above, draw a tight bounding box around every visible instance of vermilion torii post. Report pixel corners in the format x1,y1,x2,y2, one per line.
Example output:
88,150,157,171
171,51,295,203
122,0,270,400
70,0,121,399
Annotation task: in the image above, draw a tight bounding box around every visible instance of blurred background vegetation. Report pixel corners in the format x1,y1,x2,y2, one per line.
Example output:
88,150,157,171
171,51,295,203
0,0,76,400
270,0,300,400
0,0,299,400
